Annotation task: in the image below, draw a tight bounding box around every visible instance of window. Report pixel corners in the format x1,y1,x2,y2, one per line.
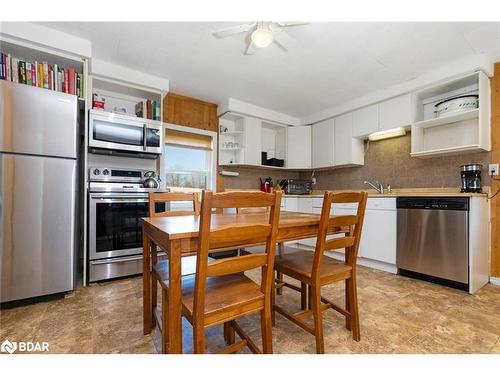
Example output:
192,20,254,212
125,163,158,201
164,129,213,192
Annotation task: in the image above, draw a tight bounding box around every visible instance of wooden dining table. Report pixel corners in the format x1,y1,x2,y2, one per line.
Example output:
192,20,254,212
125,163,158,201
141,211,342,354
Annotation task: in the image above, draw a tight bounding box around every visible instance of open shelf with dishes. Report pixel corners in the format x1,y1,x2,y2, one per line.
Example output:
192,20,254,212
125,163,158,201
410,71,490,157
219,113,246,165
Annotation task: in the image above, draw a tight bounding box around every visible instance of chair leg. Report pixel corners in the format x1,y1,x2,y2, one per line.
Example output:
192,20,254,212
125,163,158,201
308,285,313,310
300,282,307,310
271,281,276,326
345,278,351,331
224,321,235,345
276,271,283,295
151,275,157,329
151,245,158,328
347,277,360,341
260,307,273,354
161,287,169,354
276,243,284,295
193,324,206,354
311,285,325,354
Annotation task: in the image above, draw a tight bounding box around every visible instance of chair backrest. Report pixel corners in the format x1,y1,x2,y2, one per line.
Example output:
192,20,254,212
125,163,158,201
236,206,270,214
193,190,282,319
312,192,368,279
148,192,200,217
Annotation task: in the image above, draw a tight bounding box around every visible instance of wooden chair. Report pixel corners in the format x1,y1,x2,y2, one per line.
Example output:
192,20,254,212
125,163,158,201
181,190,282,354
273,191,368,353
149,192,201,353
236,207,291,299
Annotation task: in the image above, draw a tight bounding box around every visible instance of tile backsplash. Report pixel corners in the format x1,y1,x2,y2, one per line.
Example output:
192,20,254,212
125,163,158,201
220,134,491,191
300,134,491,190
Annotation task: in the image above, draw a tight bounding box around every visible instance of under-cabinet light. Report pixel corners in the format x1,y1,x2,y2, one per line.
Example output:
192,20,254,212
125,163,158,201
368,127,406,141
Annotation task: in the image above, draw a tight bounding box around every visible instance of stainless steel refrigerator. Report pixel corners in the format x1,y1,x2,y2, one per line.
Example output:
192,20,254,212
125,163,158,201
0,80,78,303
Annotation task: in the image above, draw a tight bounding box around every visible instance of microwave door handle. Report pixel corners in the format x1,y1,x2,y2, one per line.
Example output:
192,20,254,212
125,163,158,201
143,124,147,151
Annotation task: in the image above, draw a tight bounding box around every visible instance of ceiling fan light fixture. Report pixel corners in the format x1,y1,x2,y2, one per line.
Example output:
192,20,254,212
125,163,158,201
251,27,274,48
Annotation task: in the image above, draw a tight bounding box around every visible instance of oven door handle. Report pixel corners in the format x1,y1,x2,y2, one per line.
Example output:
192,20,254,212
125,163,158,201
90,196,149,203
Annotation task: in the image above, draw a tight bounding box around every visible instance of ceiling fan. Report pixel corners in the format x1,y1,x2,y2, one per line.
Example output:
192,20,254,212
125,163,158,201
212,22,308,55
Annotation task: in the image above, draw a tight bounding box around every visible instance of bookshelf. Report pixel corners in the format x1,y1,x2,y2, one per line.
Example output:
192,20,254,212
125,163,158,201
0,38,85,99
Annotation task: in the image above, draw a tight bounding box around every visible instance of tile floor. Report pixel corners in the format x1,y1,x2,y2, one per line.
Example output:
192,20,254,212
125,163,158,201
1,266,500,354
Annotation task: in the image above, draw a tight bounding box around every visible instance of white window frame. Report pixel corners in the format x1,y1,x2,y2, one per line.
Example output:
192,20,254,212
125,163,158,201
161,123,218,192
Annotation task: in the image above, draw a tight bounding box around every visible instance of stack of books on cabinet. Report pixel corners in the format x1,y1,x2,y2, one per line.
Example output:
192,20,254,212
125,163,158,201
0,52,84,99
135,99,161,121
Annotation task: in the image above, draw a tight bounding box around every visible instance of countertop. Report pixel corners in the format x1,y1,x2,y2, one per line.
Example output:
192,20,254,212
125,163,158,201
226,188,488,198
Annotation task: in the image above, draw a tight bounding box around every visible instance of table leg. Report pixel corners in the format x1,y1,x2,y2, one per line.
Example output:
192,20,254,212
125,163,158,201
167,239,183,353
143,231,152,334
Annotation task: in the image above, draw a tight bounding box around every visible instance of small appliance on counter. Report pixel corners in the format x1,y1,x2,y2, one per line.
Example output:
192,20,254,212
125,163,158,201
279,179,313,195
460,164,482,193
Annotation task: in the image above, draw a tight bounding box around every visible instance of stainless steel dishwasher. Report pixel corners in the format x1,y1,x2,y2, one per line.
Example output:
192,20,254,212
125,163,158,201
396,197,469,291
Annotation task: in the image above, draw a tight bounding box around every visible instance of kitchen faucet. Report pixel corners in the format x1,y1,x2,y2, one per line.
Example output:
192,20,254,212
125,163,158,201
364,180,385,194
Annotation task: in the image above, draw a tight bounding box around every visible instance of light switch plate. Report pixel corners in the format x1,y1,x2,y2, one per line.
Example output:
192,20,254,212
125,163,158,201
489,164,499,176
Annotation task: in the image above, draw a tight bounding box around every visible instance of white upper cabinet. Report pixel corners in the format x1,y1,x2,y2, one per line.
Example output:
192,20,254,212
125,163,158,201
312,118,335,168
334,113,364,166
243,116,263,166
351,94,412,138
352,104,379,138
378,94,412,131
286,126,311,169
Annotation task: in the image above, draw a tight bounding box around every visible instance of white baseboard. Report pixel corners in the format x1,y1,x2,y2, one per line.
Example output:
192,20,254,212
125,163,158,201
327,251,398,275
490,277,500,286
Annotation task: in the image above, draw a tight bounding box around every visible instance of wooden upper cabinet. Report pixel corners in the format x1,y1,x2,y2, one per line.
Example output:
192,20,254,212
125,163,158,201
163,92,218,132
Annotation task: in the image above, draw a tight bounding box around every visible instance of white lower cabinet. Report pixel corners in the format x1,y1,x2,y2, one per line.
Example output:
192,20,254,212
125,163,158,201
311,197,397,273
284,197,298,212
283,197,314,246
359,204,397,264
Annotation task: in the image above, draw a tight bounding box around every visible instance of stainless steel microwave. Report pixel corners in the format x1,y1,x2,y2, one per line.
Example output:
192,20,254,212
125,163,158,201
89,110,163,155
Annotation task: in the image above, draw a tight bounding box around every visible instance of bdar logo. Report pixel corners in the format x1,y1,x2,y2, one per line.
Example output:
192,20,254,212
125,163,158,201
1,340,17,354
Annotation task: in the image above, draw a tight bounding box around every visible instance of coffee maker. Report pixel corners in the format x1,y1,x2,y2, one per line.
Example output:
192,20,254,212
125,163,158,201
460,164,483,193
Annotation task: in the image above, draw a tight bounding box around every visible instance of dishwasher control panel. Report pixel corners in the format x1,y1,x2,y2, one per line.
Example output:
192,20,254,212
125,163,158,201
396,197,469,211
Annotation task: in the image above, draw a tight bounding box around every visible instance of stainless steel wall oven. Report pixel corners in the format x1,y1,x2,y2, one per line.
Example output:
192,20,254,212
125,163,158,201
88,167,165,282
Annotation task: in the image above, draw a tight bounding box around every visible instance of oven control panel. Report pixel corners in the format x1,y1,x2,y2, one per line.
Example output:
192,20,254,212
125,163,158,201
89,167,146,182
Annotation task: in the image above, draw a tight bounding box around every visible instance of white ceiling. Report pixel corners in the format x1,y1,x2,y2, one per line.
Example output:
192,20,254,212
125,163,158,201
39,22,500,118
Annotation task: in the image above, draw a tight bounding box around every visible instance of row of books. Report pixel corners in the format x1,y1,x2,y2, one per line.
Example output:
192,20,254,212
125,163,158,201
135,100,161,121
0,52,84,99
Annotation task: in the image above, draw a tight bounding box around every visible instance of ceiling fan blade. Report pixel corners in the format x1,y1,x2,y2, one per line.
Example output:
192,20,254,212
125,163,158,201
273,22,308,28
272,29,294,52
245,40,259,55
212,23,256,38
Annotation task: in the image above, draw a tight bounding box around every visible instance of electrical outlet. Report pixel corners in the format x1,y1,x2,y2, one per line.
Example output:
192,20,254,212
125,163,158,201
489,163,499,176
